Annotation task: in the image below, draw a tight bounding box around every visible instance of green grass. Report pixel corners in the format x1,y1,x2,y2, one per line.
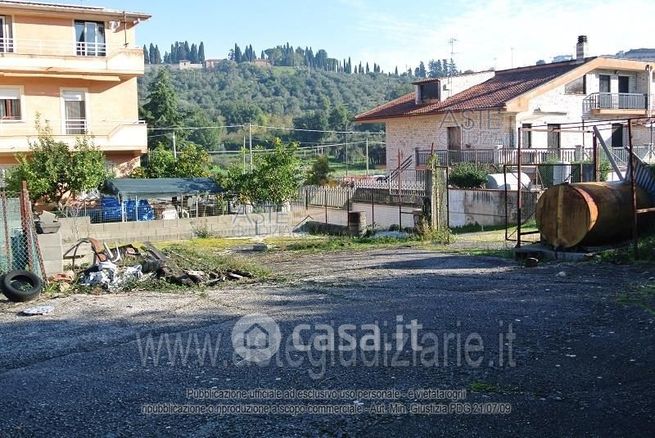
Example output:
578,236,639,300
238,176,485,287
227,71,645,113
158,242,272,280
617,282,655,315
597,233,655,264
468,381,500,393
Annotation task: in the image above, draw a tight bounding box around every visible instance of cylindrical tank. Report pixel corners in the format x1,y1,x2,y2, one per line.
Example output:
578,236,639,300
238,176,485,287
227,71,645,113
535,182,652,248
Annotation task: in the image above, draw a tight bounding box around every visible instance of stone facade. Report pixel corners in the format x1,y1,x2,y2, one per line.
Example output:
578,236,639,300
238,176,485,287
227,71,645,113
380,65,655,172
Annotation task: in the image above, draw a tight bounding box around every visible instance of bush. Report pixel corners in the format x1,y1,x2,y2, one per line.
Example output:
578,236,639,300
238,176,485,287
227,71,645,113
449,162,489,189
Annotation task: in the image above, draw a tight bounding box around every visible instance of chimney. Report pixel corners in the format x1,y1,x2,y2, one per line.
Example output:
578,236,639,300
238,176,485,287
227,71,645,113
576,35,588,60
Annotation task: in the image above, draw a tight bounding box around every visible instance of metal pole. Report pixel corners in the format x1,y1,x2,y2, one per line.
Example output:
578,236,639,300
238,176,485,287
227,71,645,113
398,150,402,229
172,132,177,159
249,122,253,171
628,120,638,259
516,127,522,248
345,134,349,177
242,135,246,173
371,190,375,231
504,164,509,241
365,137,370,176
593,134,599,182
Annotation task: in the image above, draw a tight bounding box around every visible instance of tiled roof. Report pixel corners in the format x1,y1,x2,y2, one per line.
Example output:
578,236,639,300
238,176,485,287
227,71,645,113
355,58,595,122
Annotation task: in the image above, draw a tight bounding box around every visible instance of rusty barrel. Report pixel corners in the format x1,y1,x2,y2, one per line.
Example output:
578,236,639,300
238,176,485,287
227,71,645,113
535,182,651,248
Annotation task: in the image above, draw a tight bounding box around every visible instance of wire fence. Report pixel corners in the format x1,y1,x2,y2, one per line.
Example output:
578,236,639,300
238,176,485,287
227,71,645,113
0,189,45,278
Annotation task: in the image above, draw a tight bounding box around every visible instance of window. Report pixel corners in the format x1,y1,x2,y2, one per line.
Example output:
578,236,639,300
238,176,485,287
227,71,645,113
447,126,462,151
564,75,586,95
599,75,611,93
75,20,106,56
0,88,21,120
521,123,532,148
0,16,13,53
62,90,87,134
547,124,561,149
420,82,440,102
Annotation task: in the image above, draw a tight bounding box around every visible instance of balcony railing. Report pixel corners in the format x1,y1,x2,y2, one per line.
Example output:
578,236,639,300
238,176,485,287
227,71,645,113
583,92,648,112
0,37,127,58
416,145,655,167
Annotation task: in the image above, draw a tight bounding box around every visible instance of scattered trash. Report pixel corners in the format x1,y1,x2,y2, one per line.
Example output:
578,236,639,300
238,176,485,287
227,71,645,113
61,240,253,292
21,305,55,316
556,271,567,278
524,257,539,268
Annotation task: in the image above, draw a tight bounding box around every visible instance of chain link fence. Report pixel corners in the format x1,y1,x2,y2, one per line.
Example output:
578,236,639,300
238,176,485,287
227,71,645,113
0,189,45,279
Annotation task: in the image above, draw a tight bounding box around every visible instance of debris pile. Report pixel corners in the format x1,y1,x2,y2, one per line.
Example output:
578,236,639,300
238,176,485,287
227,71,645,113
60,239,253,292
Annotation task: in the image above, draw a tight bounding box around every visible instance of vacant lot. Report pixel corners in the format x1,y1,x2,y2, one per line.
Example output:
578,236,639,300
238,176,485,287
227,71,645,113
0,246,653,436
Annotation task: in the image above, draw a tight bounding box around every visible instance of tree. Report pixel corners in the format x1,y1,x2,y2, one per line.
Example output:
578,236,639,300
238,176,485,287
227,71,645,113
292,110,328,143
139,142,211,178
142,144,176,178
305,155,332,186
148,43,156,64
142,68,182,148
417,61,427,78
223,139,303,205
198,42,206,63
153,45,162,64
328,105,350,132
190,43,198,63
174,143,212,177
143,44,149,64
6,125,107,207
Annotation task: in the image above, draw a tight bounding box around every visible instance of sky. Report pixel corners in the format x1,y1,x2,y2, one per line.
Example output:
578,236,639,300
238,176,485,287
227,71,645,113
59,0,655,72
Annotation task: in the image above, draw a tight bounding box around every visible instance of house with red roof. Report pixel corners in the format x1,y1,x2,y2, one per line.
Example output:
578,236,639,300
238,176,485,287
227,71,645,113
355,36,654,172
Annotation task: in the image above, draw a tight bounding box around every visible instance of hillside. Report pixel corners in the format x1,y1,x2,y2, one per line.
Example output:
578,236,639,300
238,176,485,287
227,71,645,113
138,61,412,150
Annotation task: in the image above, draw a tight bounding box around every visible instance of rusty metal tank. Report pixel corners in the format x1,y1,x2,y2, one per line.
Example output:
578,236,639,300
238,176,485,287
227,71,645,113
535,182,652,248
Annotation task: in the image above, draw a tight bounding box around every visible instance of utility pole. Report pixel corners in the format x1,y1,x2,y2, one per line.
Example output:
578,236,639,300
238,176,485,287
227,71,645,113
345,133,349,177
242,135,246,173
172,131,177,159
365,136,370,175
248,122,253,171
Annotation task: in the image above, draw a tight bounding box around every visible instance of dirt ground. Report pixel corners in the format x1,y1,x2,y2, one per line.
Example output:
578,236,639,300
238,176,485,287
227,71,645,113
0,246,654,436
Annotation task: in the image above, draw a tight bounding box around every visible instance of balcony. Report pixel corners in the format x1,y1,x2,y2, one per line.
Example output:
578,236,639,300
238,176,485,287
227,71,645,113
0,120,147,154
583,92,650,116
0,38,145,77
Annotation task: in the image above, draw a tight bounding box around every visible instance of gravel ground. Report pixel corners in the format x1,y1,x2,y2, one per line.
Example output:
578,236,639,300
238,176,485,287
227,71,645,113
0,248,653,437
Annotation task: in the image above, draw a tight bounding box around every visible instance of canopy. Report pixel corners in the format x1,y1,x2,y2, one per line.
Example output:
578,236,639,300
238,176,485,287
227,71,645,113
105,178,222,198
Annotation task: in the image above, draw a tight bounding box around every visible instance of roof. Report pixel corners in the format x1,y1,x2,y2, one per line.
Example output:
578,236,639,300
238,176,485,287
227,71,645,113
105,178,222,198
0,1,151,20
355,58,596,122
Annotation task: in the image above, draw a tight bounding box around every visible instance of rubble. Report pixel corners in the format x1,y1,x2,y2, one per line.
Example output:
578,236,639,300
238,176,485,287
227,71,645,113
64,239,253,292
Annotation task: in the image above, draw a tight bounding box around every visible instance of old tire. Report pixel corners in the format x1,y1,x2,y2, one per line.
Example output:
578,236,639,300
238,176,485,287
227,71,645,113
1,270,43,302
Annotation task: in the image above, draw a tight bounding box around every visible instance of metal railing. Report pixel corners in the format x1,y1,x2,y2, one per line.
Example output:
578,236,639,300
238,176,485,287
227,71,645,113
583,92,648,111
416,147,587,166
0,37,135,57
0,119,145,137
65,119,88,135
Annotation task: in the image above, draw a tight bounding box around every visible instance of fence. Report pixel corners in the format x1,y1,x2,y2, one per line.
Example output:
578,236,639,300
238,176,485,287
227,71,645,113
0,188,45,278
416,145,655,168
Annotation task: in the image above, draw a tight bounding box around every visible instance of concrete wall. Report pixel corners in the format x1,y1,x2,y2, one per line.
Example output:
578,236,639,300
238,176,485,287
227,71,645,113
448,189,539,228
58,209,312,245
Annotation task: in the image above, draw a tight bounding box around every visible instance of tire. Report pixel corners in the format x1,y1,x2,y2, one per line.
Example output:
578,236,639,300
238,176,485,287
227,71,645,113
1,270,44,302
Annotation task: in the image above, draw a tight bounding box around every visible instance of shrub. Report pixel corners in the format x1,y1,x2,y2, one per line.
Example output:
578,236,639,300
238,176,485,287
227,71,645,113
449,162,489,189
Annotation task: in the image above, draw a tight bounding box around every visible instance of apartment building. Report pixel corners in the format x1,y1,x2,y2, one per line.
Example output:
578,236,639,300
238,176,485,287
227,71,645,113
355,36,655,171
0,0,150,176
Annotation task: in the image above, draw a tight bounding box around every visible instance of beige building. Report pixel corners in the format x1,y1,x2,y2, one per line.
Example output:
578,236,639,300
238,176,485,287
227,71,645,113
0,0,150,176
355,36,655,172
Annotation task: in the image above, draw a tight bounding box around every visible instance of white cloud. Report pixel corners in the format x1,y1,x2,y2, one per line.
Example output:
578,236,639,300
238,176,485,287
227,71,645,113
349,0,655,72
